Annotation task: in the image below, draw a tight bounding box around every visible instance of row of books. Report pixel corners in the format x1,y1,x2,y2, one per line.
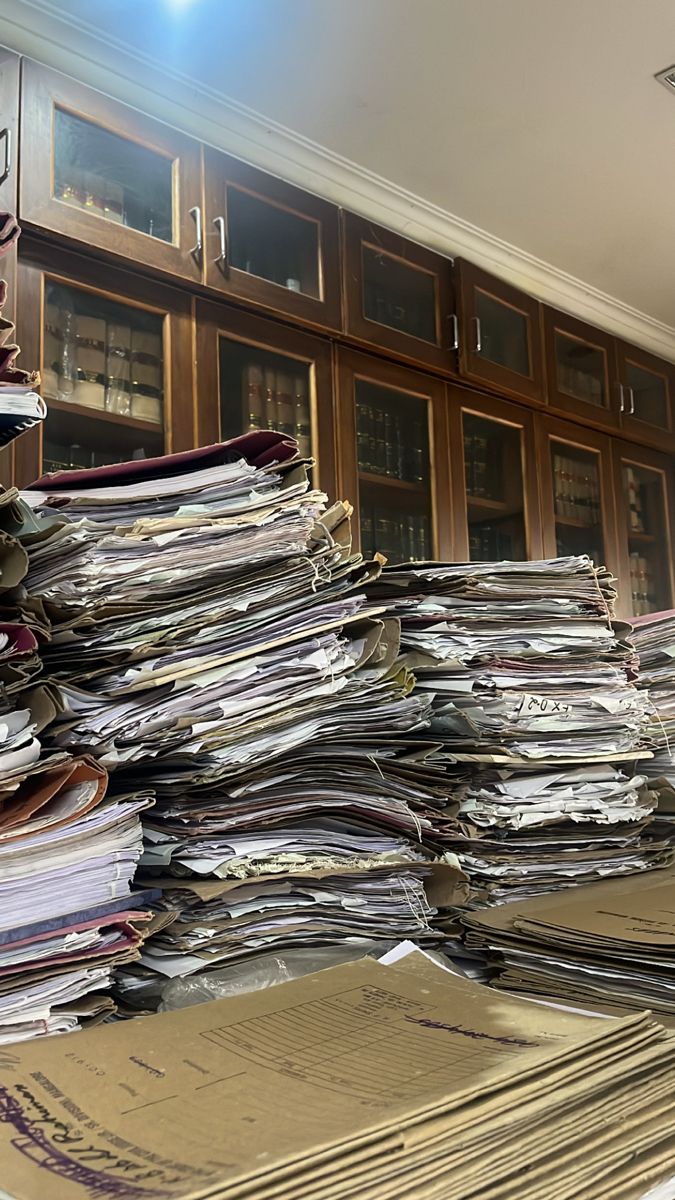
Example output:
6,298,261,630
360,509,431,563
463,433,503,501
468,523,515,562
629,551,659,616
243,364,312,458
552,453,601,525
356,403,426,482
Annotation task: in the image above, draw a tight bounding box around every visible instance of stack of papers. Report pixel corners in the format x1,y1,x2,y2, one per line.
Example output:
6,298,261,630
3,952,675,1200
0,487,151,1044
23,435,468,1009
632,612,675,845
463,868,675,1022
369,558,660,902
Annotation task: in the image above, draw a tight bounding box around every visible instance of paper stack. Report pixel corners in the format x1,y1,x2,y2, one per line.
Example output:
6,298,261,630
23,435,467,1010
3,952,675,1200
632,611,675,847
368,557,662,903
0,487,151,1044
463,868,675,1022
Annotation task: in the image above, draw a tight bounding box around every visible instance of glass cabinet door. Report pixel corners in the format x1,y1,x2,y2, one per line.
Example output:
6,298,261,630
449,389,541,561
20,60,202,282
614,443,675,617
337,350,451,562
538,417,617,581
543,307,619,428
463,414,526,560
617,341,675,449
14,240,194,487
204,148,341,330
195,301,337,496
456,260,544,403
342,213,455,371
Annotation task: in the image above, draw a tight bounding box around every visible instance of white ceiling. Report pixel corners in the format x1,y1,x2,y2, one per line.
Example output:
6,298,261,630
10,0,675,331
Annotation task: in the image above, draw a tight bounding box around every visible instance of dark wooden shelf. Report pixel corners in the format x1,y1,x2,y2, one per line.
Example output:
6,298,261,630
628,530,657,544
46,395,164,435
555,513,601,530
465,494,509,512
359,469,426,494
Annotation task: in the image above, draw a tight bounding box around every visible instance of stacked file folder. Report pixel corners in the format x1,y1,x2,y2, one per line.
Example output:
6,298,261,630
24,435,467,1009
0,487,150,1043
631,610,675,852
463,867,675,1022
369,558,661,902
4,951,675,1200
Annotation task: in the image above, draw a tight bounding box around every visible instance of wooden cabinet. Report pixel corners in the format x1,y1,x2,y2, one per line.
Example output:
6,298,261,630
14,238,193,487
448,386,542,561
203,148,341,331
342,212,455,371
543,307,619,429
0,49,21,489
613,440,675,618
616,340,675,448
336,348,451,561
19,59,203,284
195,300,337,496
456,259,544,403
537,415,619,584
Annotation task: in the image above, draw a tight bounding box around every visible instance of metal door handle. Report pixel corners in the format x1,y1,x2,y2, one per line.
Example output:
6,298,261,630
473,316,482,354
188,205,202,261
213,215,227,269
618,382,625,413
0,128,11,185
628,386,635,415
449,313,459,351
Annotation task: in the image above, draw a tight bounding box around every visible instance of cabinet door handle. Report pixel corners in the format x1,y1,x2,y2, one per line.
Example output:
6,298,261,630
618,382,625,413
213,215,227,269
0,128,11,185
188,205,202,261
628,386,635,415
449,313,459,351
473,316,482,354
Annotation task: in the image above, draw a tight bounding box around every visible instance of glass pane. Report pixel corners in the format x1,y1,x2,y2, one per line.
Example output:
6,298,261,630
474,289,530,376
42,281,164,473
555,331,607,408
624,463,672,615
227,187,320,299
54,108,173,242
356,380,432,563
362,246,436,343
218,337,312,458
626,362,669,429
463,413,526,560
551,442,605,567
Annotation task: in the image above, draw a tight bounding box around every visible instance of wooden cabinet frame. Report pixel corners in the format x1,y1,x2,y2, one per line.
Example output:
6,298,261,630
543,305,620,429
14,237,194,487
456,259,545,403
342,211,455,371
19,59,203,283
616,340,675,450
448,385,543,560
536,414,619,584
336,347,452,559
203,148,341,331
195,300,337,497
612,438,675,619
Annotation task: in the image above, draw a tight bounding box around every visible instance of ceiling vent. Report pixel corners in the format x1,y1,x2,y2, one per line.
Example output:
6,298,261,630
655,65,675,92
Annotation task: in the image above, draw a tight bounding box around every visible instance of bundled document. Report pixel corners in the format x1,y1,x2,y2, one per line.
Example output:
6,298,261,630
0,488,151,1043
3,952,675,1200
23,435,467,1008
369,558,659,901
463,867,675,1022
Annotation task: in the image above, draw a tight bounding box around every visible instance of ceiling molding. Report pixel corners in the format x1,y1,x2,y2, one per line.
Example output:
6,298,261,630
5,0,675,362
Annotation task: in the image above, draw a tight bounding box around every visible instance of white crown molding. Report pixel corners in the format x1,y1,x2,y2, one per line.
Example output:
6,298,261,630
5,0,675,362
